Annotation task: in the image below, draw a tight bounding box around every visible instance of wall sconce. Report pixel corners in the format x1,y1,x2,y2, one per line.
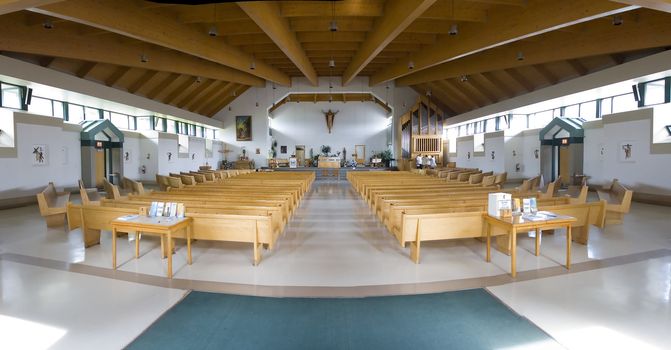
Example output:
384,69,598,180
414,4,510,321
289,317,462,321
491,151,495,160
467,151,471,160
534,149,539,159
146,153,151,160
512,150,517,157
515,163,521,172
0,129,3,136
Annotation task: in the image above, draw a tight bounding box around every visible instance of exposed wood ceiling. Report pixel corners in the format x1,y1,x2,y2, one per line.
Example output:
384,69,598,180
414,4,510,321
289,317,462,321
0,0,670,118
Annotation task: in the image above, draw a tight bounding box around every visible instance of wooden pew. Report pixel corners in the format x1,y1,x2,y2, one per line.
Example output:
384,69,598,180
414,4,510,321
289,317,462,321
67,203,139,247
597,179,633,224
36,182,70,228
79,179,101,205
401,200,607,263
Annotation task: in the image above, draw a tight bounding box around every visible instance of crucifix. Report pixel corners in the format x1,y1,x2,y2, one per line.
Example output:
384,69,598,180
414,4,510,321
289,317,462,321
322,109,339,134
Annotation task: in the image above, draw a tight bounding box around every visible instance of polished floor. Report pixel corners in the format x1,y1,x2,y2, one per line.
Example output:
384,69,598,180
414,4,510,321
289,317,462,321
1,180,670,349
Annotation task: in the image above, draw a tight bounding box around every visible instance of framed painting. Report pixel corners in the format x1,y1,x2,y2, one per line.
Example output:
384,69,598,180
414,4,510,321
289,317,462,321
236,115,252,141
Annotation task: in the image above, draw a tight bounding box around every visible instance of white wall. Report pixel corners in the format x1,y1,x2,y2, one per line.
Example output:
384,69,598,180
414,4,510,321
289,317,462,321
0,113,81,199
271,101,388,161
453,133,506,174
122,132,142,180
584,108,671,195
214,76,418,167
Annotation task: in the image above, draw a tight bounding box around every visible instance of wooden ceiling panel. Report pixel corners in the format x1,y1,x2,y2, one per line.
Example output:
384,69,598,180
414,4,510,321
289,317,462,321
0,1,665,118
290,18,374,32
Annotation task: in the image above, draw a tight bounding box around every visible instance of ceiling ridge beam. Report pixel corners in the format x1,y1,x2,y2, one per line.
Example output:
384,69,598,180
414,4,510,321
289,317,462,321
371,0,638,85
341,0,437,86
238,1,317,86
31,0,289,85
0,19,265,86
396,9,671,86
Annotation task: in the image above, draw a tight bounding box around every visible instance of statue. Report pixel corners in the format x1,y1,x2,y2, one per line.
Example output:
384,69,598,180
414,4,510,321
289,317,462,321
322,109,339,134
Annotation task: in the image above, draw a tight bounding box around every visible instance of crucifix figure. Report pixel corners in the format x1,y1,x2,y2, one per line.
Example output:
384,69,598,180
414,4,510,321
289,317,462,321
622,143,632,159
322,109,339,134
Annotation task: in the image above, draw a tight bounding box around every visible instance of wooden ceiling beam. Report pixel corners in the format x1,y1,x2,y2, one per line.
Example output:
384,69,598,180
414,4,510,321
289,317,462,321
0,0,60,15
478,72,515,100
397,9,671,86
279,1,385,17
501,68,534,92
566,59,590,76
195,82,237,115
433,80,480,110
75,61,97,78
31,0,290,86
128,70,159,94
289,18,373,32
0,16,265,87
177,79,215,109
152,74,187,101
175,3,248,23
184,80,224,111
466,74,500,103
163,77,199,106
532,64,559,85
371,0,637,85
205,85,250,117
418,3,488,22
104,66,131,87
238,1,317,86
422,84,459,116
454,77,495,105
341,0,436,86
145,72,178,100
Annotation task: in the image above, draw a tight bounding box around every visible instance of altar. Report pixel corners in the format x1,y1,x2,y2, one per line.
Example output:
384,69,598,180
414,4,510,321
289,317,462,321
318,156,341,168
318,156,341,180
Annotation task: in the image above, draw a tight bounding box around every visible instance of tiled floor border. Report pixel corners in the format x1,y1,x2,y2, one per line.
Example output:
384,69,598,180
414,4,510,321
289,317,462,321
2,249,669,298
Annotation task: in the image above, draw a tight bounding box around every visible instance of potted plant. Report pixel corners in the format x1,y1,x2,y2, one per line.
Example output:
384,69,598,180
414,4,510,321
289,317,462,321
320,145,331,156
380,149,393,167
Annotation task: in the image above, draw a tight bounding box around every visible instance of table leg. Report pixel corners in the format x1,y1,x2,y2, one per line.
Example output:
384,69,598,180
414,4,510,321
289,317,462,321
135,231,140,258
486,222,491,262
510,227,517,278
167,231,172,279
535,228,540,256
566,225,572,269
187,225,192,265
112,227,117,269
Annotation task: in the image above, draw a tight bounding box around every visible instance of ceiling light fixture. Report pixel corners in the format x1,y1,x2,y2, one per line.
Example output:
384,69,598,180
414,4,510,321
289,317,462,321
195,76,202,83
208,4,218,36
516,51,525,61
612,15,623,26
460,75,468,82
449,24,458,36
408,60,415,70
42,19,53,29
140,53,148,63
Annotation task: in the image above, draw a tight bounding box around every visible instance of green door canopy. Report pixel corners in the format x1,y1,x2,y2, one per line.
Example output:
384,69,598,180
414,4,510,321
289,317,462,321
80,119,124,147
539,117,585,145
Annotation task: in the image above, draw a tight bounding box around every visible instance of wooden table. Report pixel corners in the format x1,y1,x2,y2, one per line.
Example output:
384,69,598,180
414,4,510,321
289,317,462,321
111,215,193,279
483,212,576,278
